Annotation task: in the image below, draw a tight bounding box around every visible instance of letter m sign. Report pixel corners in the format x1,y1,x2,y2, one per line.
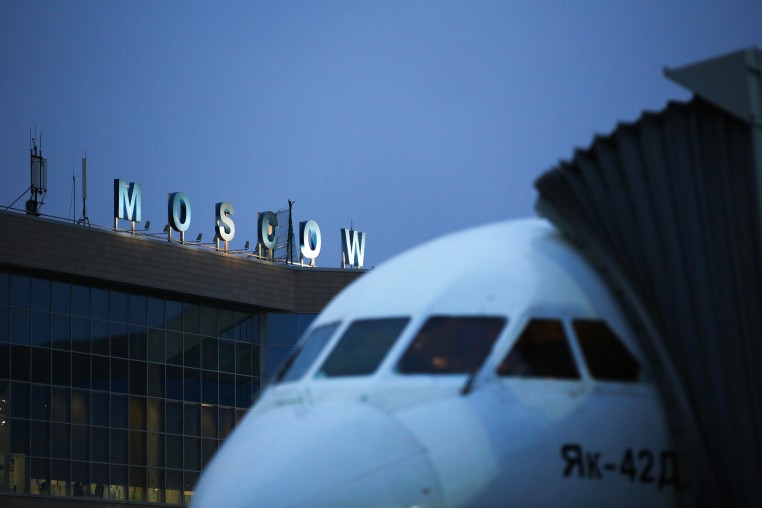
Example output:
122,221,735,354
114,179,142,222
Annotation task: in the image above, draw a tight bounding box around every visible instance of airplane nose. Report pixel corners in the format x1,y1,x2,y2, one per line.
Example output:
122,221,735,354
191,400,443,508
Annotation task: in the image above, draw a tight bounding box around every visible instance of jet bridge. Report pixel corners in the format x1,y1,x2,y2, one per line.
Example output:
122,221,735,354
535,48,762,507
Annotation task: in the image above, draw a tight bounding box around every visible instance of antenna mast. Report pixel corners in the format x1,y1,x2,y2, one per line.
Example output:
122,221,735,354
26,127,48,216
79,155,90,225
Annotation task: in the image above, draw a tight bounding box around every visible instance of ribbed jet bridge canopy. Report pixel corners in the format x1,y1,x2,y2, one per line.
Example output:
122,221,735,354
535,48,762,508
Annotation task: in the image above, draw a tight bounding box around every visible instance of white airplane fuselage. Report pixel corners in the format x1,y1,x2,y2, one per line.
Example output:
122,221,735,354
192,219,678,507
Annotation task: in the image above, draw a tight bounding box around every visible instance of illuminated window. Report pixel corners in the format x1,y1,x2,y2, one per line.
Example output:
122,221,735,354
397,316,506,374
573,320,643,382
319,318,410,377
497,319,579,379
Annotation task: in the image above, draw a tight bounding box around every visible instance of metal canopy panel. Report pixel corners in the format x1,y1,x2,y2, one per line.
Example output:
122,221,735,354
535,49,762,507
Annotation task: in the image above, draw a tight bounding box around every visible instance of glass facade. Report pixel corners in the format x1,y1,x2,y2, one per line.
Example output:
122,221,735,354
0,270,314,505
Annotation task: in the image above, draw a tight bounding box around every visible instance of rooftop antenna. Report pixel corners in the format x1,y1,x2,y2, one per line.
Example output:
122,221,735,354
79,153,90,225
26,127,48,216
71,153,76,222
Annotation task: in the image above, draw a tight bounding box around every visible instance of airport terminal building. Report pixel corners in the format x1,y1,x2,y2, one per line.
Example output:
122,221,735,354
0,208,364,507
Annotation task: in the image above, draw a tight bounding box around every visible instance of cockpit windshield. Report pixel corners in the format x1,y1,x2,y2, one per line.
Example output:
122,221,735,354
276,323,340,384
396,316,506,374
317,318,410,377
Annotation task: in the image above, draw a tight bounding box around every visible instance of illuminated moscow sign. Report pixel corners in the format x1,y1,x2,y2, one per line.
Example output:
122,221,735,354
114,179,365,268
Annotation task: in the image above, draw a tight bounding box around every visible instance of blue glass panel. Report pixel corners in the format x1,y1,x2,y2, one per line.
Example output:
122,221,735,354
92,427,109,462
71,389,89,425
10,274,30,308
51,314,70,350
183,304,199,335
235,342,252,376
71,284,90,318
52,423,70,458
129,294,147,326
201,337,218,371
51,387,69,422
11,418,29,454
30,384,50,420
218,408,235,440
0,272,8,306
199,306,216,337
130,361,147,396
184,368,201,403
111,358,128,394
165,331,182,366
201,438,217,468
51,350,70,386
110,429,127,464
91,319,109,356
111,394,128,429
165,435,182,469
165,301,182,332
0,306,9,343
147,363,164,398
11,345,30,381
91,288,109,321
129,325,147,361
30,278,50,312
183,404,200,436
111,323,128,358
218,309,235,340
184,334,200,368
235,376,253,408
165,401,182,435
11,381,30,418
147,297,164,329
200,405,217,439
31,347,51,384
267,313,298,346
30,420,50,456
91,355,109,391
71,317,90,353
30,311,51,346
50,281,69,314
110,291,128,323
11,308,30,345
91,392,109,427
147,328,164,363
184,437,200,471
218,373,235,407
129,397,146,430
201,371,218,405
71,353,91,390
218,340,235,373
165,366,183,401
147,398,164,433
0,343,9,379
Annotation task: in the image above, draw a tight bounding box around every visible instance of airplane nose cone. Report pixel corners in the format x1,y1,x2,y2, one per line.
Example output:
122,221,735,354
191,401,443,508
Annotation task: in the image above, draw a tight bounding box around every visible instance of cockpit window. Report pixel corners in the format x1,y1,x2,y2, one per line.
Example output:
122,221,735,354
396,316,506,374
276,323,340,384
573,320,643,382
497,319,579,379
317,318,410,377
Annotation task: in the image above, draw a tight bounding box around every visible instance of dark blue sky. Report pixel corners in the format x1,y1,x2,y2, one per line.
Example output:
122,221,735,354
2,2,760,267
